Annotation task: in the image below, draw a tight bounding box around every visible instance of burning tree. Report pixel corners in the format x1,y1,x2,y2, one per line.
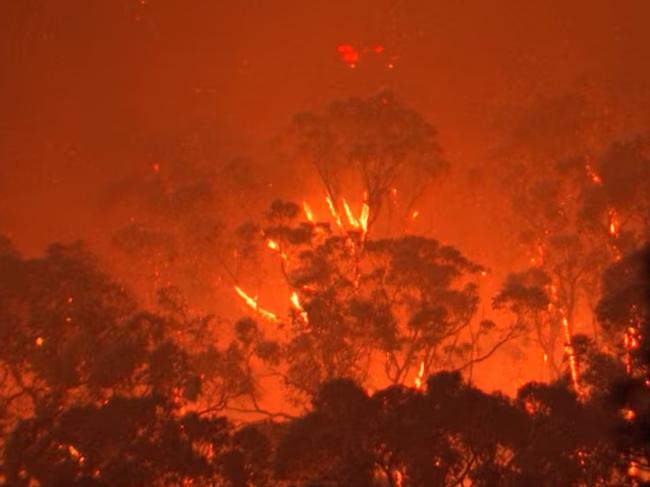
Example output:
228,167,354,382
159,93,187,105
286,92,447,231
492,94,650,388
596,244,650,480
105,135,271,309
230,199,518,408
0,237,270,486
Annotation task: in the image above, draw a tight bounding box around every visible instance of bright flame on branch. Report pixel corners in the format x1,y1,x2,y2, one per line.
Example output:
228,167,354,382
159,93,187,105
321,193,370,237
234,286,278,322
414,360,425,390
359,202,370,237
608,208,620,237
342,198,360,228
561,316,581,394
325,195,345,230
302,200,315,223
290,291,309,323
266,239,288,262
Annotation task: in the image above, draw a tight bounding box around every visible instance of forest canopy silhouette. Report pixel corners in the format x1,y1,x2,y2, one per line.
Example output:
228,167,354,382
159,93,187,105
1,92,649,486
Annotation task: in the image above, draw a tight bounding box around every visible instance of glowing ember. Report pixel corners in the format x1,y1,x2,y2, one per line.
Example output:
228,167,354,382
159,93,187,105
622,408,636,421
35,336,44,347
233,286,278,322
411,210,419,220
68,444,82,460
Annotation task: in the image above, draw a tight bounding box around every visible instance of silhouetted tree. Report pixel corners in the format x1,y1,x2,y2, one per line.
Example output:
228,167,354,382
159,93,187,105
286,92,446,230
231,200,516,407
0,237,266,486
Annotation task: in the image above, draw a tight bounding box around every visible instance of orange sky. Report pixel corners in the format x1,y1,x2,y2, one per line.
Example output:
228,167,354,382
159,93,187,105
2,0,650,254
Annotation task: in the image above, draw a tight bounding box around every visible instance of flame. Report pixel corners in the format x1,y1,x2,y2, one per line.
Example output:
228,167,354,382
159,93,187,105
342,198,360,228
359,202,370,237
622,408,636,421
530,245,544,266
394,470,404,487
290,291,309,323
234,286,278,322
66,444,85,465
561,317,581,394
68,445,81,459
624,326,641,374
414,360,425,390
302,201,315,223
608,208,620,237
325,195,344,230
266,239,288,261
584,164,602,184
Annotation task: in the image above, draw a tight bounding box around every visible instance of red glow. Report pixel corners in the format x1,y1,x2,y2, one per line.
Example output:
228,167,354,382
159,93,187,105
336,44,359,65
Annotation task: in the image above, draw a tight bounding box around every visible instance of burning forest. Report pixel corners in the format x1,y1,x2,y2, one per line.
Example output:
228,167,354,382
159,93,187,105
1,1,650,486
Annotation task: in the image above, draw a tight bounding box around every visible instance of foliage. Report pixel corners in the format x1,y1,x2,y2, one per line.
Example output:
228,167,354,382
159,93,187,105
232,200,513,405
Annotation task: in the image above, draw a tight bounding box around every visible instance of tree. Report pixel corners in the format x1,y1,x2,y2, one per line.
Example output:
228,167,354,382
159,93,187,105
596,245,650,480
286,92,446,231
491,118,650,384
0,237,266,486
104,135,271,309
231,200,517,408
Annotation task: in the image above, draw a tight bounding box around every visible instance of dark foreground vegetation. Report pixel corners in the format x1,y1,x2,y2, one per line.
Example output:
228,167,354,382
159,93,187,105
0,239,648,486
